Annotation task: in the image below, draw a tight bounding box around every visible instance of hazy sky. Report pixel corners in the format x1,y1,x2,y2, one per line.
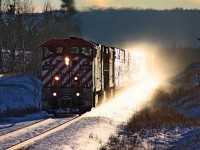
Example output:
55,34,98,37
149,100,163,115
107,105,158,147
34,0,200,11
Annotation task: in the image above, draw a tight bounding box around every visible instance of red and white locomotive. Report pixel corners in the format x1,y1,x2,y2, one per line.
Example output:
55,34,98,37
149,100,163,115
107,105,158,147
40,37,133,115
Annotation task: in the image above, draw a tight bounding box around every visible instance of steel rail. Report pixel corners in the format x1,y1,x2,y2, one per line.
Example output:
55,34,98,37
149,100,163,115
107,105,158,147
6,115,82,150
0,118,52,141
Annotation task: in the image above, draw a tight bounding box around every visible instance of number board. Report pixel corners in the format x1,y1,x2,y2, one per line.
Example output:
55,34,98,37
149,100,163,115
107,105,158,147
81,65,92,70
42,65,54,70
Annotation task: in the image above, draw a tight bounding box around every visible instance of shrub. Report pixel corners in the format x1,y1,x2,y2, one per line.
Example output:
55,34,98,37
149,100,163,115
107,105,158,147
125,108,200,133
151,86,200,108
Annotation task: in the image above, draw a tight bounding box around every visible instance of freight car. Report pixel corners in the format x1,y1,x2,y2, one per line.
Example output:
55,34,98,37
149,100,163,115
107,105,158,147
40,37,134,115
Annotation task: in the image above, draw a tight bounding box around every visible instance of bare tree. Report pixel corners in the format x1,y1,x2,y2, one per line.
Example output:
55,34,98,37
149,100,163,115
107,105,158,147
40,0,56,42
0,0,36,74
0,0,81,75
0,0,3,49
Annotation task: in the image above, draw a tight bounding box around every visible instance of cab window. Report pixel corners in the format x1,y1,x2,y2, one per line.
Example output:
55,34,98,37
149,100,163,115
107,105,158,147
56,47,64,54
43,46,53,58
82,47,92,57
68,47,79,54
43,46,64,58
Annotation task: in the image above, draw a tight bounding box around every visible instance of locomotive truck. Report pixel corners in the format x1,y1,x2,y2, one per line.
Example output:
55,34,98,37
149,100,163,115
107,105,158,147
40,37,133,115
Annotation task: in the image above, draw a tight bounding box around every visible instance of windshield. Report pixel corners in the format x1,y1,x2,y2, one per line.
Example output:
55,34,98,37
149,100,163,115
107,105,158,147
67,47,92,57
68,47,79,54
43,46,64,58
82,47,92,57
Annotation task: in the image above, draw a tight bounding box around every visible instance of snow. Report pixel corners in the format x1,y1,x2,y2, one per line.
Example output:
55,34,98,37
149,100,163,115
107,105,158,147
170,128,200,149
0,75,41,114
173,95,200,119
1,75,200,149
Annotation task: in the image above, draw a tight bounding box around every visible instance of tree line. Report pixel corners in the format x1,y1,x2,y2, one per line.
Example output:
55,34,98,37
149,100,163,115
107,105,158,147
0,0,81,76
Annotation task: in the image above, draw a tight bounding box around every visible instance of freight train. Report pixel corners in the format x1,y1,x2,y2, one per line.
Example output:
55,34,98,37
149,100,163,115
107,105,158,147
40,37,143,116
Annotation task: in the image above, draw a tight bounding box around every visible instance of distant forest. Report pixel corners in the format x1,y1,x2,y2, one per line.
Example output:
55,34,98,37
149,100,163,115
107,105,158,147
0,0,81,75
79,8,200,48
0,0,200,76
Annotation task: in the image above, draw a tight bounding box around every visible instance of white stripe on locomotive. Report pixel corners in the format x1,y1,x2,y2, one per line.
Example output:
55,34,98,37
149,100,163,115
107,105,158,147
42,57,58,86
82,70,92,87
62,57,86,87
43,56,64,87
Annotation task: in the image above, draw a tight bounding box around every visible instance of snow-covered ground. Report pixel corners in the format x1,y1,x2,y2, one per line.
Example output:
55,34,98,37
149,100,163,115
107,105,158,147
0,76,158,149
0,75,41,115
1,75,200,149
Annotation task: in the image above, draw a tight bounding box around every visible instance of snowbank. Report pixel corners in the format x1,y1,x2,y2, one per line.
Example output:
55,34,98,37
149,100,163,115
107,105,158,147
0,75,42,115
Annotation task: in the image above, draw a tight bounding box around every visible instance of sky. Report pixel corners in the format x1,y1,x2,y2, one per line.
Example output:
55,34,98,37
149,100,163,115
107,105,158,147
34,0,200,12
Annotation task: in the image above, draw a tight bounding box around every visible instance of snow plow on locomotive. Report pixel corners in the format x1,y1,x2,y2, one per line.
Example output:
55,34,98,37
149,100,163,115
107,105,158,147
40,37,134,115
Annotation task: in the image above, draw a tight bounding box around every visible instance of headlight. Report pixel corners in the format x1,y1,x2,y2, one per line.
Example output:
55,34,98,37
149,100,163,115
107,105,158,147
53,92,57,96
65,57,70,65
54,76,60,81
76,92,80,96
65,57,70,61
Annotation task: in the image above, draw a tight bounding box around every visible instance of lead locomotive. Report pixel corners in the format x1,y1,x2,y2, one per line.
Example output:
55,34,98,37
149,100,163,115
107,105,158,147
40,37,133,115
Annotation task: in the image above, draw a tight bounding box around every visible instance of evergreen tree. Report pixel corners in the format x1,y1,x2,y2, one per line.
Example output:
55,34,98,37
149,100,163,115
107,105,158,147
60,0,76,14
58,0,81,37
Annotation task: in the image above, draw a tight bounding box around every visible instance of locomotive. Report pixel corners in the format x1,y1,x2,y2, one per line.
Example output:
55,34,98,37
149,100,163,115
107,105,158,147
40,37,135,115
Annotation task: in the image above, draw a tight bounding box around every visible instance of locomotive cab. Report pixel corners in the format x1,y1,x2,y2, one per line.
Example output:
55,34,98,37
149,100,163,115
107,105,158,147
41,38,101,115
40,37,134,116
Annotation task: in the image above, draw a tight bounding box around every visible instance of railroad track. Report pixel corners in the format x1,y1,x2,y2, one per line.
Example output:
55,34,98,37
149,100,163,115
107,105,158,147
0,116,82,150
0,118,53,141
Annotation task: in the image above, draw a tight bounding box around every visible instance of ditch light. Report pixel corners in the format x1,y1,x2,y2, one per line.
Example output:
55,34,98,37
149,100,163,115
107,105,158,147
53,92,57,97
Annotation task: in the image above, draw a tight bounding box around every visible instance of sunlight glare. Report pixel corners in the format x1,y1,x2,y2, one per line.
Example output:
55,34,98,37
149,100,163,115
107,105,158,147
85,75,161,123
85,42,167,123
